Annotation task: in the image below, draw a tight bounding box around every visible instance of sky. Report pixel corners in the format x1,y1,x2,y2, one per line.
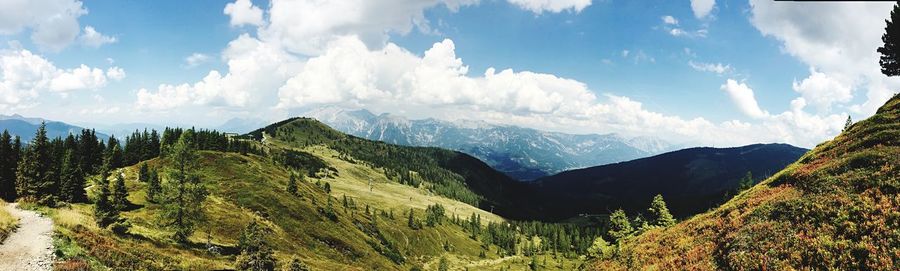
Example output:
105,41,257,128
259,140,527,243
0,0,897,148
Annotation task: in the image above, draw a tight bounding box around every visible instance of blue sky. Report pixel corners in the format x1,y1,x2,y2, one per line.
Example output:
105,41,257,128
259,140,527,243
0,0,896,147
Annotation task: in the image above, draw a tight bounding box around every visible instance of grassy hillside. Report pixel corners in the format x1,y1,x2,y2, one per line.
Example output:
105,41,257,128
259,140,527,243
593,94,900,270
48,150,520,270
0,200,16,243
248,118,532,220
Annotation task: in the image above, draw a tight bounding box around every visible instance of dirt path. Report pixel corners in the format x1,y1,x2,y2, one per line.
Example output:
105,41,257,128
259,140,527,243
0,203,54,271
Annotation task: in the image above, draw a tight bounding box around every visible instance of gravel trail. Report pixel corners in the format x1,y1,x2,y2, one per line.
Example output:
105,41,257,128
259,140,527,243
0,203,54,271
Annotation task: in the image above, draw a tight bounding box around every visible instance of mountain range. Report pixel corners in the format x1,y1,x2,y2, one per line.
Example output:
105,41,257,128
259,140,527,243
304,107,678,180
0,114,108,141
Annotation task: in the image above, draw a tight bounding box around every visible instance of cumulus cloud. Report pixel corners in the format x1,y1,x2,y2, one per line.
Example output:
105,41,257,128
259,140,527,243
690,0,715,19
136,34,299,110
506,0,592,14
224,0,264,27
184,53,211,68
78,26,116,48
0,48,122,110
0,0,90,51
688,60,731,74
720,79,768,119
749,0,899,115
791,69,852,112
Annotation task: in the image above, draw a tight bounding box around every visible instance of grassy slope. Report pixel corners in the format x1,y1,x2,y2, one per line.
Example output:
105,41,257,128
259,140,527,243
594,95,900,270
49,147,527,270
0,200,16,243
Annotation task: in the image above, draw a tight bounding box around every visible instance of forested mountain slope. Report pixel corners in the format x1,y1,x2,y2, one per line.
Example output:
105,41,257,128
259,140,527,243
593,94,900,270
530,143,807,220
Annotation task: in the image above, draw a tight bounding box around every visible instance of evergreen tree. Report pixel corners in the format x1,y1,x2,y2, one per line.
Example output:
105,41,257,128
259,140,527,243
146,169,161,203
529,255,539,271
738,171,754,192
407,208,417,229
0,130,16,201
286,173,298,196
160,130,208,243
16,122,55,205
138,163,149,182
94,170,118,227
879,2,900,76
608,209,633,244
235,220,277,271
323,182,331,194
111,173,129,211
59,149,86,203
104,136,124,171
843,115,853,132
437,257,449,271
648,194,676,227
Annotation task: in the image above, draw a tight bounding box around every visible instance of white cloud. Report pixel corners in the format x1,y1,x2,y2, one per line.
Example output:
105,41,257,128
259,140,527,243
688,60,732,74
720,79,768,119
78,26,116,48
690,0,715,19
184,53,211,68
136,34,300,110
791,69,852,112
224,0,264,27
106,66,126,81
749,0,899,115
0,48,120,110
0,0,87,51
506,0,592,14
662,15,678,25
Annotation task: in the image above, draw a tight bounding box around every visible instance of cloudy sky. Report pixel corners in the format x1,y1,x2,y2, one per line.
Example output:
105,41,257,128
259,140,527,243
0,0,897,148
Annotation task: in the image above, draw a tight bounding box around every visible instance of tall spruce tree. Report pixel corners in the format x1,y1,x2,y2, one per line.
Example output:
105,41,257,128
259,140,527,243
16,122,55,205
59,149,86,203
111,173,129,211
146,169,161,203
160,130,208,243
0,130,16,201
648,194,676,227
138,163,149,182
94,170,118,227
879,2,900,76
286,172,298,196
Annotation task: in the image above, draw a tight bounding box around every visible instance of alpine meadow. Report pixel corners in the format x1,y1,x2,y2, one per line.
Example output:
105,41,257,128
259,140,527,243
0,0,897,271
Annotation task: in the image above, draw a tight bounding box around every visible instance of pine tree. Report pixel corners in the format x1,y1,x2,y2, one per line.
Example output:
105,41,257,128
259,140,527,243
286,173,298,196
879,2,900,76
586,236,614,259
94,170,118,227
843,115,853,132
438,257,449,271
608,209,633,244
235,220,277,271
111,173,129,211
16,122,55,205
323,182,331,194
160,130,208,243
138,163,149,182
648,194,676,227
146,169,161,203
408,208,417,229
59,149,86,203
0,130,16,201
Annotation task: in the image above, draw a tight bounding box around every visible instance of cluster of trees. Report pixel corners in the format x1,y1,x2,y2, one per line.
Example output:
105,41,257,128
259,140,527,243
587,194,677,260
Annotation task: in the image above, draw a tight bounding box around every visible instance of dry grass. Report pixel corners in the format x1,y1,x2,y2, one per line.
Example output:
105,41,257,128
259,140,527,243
0,200,18,243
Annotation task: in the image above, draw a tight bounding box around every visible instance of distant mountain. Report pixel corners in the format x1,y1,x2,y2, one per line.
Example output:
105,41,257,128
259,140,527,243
215,117,269,134
0,114,108,141
304,107,677,180
528,143,808,220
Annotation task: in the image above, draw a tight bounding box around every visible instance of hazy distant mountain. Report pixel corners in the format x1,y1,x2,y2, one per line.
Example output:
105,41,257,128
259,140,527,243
215,117,269,134
0,114,108,141
304,107,677,180
528,143,808,220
